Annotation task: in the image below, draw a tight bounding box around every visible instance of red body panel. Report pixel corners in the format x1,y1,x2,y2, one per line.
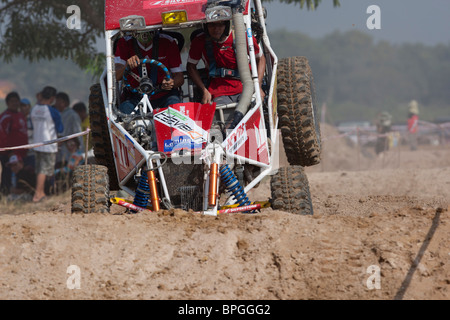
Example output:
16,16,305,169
105,0,249,30
110,122,145,181
223,108,269,165
153,102,216,156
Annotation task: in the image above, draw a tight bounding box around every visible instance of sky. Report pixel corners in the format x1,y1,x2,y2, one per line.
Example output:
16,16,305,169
263,0,450,46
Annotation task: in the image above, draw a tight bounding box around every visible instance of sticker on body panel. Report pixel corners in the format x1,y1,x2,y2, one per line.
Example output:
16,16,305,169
110,122,144,181
164,135,203,152
153,103,216,155
154,107,209,144
223,108,269,165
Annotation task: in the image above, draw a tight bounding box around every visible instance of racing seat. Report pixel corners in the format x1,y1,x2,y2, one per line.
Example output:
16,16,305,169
160,30,185,52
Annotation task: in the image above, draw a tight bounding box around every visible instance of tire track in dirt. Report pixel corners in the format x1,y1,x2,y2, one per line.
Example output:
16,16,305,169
1,146,449,299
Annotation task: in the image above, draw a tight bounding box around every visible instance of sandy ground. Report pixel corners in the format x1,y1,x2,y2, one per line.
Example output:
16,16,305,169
0,123,449,300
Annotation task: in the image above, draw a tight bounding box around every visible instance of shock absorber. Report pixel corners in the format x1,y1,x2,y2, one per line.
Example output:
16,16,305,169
208,163,219,207
132,173,150,213
147,169,160,212
219,164,251,207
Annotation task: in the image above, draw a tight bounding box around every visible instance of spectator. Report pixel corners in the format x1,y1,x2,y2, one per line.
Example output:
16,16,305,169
186,21,266,106
0,91,28,195
6,154,36,202
54,92,83,166
114,30,184,114
30,86,63,203
19,98,35,168
407,100,419,151
72,102,92,151
55,138,84,175
375,111,392,155
54,138,84,191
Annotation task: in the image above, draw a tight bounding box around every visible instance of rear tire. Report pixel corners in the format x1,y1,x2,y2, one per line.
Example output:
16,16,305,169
89,83,119,190
71,165,110,213
277,56,321,167
270,166,313,215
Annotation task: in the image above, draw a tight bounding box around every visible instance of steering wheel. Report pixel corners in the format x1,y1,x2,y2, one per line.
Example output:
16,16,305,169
123,58,171,96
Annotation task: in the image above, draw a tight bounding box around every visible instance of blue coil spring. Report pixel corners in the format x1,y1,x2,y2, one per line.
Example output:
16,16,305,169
219,164,251,207
132,173,150,213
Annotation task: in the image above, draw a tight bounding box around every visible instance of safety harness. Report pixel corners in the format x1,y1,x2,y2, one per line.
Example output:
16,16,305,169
205,32,240,80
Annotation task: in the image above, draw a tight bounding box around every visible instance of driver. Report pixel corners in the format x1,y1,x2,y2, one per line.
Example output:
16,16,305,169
115,30,184,114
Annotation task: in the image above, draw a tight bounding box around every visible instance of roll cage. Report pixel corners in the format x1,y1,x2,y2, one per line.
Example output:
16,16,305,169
98,0,280,215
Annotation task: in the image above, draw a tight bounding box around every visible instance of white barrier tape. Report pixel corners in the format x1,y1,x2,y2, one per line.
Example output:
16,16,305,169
323,129,395,142
324,121,450,143
418,120,436,127
0,128,91,152
419,120,450,130
4,120,447,152
322,129,357,142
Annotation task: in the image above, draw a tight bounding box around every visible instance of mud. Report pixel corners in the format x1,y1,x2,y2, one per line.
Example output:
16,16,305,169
1,124,449,300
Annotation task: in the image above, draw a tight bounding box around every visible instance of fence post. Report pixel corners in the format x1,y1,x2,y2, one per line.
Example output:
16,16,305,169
357,127,361,171
85,128,90,165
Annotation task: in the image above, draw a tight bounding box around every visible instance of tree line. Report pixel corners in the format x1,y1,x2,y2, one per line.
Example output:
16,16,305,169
2,28,449,125
269,29,450,124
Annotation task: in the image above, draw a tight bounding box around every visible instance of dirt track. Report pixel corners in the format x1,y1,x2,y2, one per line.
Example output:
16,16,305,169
1,124,449,300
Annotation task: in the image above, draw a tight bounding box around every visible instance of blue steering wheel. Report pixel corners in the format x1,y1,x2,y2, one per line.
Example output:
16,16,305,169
123,58,171,96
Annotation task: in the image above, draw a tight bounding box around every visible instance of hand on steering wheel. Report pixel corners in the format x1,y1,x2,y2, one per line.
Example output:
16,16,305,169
123,57,172,96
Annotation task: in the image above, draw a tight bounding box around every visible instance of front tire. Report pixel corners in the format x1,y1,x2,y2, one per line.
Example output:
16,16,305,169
277,56,321,167
89,83,119,190
71,165,110,213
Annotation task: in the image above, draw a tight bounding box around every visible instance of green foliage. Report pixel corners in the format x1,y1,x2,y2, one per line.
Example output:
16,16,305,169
0,0,338,76
269,29,450,123
0,0,104,75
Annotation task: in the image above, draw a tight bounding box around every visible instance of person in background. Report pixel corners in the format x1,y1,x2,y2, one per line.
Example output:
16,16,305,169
54,92,83,167
375,111,392,155
6,154,36,202
54,138,84,191
55,138,84,175
72,102,92,152
0,91,28,195
407,100,419,151
19,98,35,169
30,86,63,203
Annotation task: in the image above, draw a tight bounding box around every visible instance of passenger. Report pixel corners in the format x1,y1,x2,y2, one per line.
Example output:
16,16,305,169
186,21,266,106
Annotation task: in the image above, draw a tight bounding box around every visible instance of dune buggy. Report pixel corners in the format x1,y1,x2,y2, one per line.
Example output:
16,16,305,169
71,0,321,215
